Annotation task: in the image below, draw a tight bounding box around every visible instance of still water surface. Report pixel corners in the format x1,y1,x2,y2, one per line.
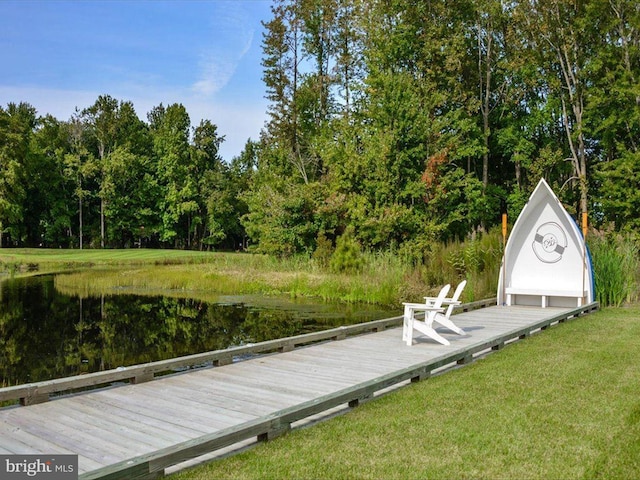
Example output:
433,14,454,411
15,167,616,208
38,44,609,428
0,275,397,386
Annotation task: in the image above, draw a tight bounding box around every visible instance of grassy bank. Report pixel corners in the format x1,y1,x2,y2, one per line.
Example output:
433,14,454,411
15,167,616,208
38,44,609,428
169,306,640,480
2,229,637,307
0,242,499,306
44,252,409,306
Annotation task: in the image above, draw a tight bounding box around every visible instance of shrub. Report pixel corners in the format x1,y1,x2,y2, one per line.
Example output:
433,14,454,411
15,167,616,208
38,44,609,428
330,228,364,274
312,232,334,270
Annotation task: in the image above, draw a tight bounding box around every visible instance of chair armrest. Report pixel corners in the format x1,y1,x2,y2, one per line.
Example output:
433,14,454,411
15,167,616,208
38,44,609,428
424,297,461,305
402,302,445,312
441,300,461,306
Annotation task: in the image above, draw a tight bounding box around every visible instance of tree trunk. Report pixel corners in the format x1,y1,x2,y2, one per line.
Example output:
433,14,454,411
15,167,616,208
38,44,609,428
101,198,105,248
480,27,493,191
79,194,83,250
99,143,106,249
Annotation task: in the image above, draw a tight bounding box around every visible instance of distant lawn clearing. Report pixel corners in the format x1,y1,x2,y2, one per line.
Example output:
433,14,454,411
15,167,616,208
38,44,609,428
169,306,640,480
0,248,215,266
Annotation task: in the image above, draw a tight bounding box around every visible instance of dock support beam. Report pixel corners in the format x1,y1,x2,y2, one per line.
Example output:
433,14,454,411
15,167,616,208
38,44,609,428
457,354,473,365
132,372,154,384
348,393,373,408
411,368,431,383
258,421,291,442
214,356,233,366
20,392,49,406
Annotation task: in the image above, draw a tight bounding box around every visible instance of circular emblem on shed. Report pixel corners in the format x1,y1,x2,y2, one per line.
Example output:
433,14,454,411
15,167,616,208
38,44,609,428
532,222,567,264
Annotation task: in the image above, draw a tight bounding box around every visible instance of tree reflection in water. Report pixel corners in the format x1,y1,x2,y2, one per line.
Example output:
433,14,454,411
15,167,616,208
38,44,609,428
0,275,395,386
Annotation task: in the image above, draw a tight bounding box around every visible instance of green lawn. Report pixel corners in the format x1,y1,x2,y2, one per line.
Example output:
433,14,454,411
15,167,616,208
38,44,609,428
0,247,214,266
169,306,640,480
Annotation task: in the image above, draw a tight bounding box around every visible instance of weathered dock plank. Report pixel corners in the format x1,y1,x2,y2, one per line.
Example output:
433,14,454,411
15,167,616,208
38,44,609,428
2,408,128,466
64,397,197,448
181,372,303,412
0,420,76,456
262,353,379,384
163,376,280,417
199,369,317,406
70,393,210,440
245,361,354,391
96,388,250,432
0,302,598,479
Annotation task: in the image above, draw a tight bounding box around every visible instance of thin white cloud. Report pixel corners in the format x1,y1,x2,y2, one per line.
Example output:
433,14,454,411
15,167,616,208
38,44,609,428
193,58,233,96
192,2,255,97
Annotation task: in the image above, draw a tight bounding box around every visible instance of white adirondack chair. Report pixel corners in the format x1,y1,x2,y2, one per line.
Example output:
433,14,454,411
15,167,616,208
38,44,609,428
402,284,451,346
427,280,467,335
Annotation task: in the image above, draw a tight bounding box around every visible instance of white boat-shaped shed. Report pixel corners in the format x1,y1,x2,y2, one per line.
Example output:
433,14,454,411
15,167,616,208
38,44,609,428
497,178,595,308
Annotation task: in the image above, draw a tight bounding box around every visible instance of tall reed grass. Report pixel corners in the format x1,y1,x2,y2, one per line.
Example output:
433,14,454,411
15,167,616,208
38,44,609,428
588,232,639,307
393,228,503,304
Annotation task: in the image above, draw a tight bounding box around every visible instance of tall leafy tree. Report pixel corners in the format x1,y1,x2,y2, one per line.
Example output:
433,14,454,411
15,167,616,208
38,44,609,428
472,0,509,190
101,146,158,247
262,0,298,151
589,0,640,230
63,111,97,249
192,119,225,248
513,0,597,217
352,1,483,243
149,103,196,247
299,0,336,129
262,0,319,183
26,114,74,246
82,95,120,247
96,102,156,247
332,0,365,116
0,103,35,246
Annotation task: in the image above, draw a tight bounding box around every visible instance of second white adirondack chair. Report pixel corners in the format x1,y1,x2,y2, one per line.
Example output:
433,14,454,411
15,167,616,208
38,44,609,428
427,280,467,336
402,284,451,346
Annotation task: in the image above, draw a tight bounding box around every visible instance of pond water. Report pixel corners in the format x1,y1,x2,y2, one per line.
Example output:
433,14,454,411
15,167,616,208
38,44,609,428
0,275,398,386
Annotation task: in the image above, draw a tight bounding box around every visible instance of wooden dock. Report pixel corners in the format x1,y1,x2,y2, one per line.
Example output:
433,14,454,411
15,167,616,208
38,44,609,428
0,301,598,479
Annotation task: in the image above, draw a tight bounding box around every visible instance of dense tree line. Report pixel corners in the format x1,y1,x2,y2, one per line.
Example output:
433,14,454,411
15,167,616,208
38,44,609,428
0,98,254,249
251,0,640,257
1,0,639,254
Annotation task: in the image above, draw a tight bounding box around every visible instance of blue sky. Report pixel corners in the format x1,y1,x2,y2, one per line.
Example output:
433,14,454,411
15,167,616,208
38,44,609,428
0,0,273,160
